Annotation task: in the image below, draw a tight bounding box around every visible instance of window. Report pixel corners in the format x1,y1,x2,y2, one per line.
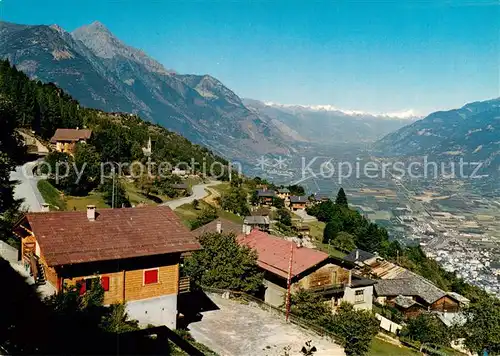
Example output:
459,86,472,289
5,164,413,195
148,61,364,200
144,268,159,285
78,276,107,295
85,277,99,291
354,289,364,303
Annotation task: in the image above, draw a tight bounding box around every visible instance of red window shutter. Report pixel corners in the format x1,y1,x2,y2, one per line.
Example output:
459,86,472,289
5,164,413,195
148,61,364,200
101,276,110,291
79,279,86,295
144,269,158,284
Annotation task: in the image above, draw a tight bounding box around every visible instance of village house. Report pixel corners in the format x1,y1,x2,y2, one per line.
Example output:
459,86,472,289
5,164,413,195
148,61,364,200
243,215,270,233
50,128,92,154
276,188,291,200
309,193,330,205
238,230,376,311
12,205,201,329
255,188,276,205
171,183,189,194
345,249,467,316
251,206,271,217
192,218,243,237
391,295,426,318
373,271,463,314
171,167,188,177
293,224,311,238
289,195,308,211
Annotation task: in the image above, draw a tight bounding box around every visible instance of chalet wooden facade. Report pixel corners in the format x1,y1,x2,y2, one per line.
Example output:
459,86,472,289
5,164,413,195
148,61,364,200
13,205,200,329
347,248,468,318
50,128,92,154
374,271,462,314
238,230,376,311
289,196,308,211
256,189,276,205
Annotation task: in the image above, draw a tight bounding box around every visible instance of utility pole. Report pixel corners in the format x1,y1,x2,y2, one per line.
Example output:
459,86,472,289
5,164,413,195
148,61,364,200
285,241,294,322
111,166,115,209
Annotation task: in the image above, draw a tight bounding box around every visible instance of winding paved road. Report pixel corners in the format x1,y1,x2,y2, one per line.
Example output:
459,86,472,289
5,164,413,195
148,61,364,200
162,180,220,210
10,160,45,212
11,164,219,213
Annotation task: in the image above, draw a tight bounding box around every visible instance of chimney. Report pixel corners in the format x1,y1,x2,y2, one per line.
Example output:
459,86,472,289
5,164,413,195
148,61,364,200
216,221,222,233
355,249,359,261
41,203,50,212
87,205,96,221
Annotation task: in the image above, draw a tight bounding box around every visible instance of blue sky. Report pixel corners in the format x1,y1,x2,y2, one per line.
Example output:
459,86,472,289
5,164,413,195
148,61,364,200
1,0,499,115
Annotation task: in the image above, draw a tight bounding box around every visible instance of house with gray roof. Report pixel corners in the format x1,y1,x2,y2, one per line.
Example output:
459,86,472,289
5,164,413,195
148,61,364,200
243,215,270,233
289,196,308,211
374,270,462,313
344,249,377,264
256,189,276,205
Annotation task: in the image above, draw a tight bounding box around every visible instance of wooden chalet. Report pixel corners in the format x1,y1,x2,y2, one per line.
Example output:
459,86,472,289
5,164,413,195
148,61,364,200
50,128,92,154
289,195,308,210
374,272,462,313
12,205,201,329
256,188,276,205
238,230,376,311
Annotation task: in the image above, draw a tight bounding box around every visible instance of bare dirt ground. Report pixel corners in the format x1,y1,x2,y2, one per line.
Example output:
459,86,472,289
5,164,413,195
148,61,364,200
203,186,221,206
188,293,344,356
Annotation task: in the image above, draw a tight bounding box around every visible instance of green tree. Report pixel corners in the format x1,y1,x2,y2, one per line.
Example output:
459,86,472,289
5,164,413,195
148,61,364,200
0,100,26,238
335,188,348,207
184,232,263,293
323,218,343,243
462,297,500,354
99,303,139,333
277,208,292,226
136,173,155,196
288,291,379,356
330,302,379,356
250,190,259,206
306,199,337,222
287,289,333,325
101,177,130,208
287,184,305,196
69,143,101,195
401,314,450,347
192,199,200,210
272,196,285,209
219,186,250,216
189,206,218,230
331,232,356,252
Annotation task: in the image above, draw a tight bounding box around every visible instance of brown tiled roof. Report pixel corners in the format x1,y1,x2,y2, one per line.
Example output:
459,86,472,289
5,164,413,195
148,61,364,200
50,128,92,143
23,206,201,266
191,218,242,237
238,230,329,279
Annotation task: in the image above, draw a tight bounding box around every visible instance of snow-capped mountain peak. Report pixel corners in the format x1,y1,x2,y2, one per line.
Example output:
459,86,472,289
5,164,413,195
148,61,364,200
263,102,420,119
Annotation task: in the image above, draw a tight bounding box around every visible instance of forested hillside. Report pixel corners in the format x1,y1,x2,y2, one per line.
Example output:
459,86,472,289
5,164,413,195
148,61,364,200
0,59,228,171
0,21,293,162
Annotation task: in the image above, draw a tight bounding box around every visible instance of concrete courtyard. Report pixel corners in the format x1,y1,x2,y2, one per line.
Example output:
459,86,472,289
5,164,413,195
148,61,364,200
188,293,344,356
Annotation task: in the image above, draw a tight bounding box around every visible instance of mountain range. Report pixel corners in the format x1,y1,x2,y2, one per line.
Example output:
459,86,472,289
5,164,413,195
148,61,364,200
0,21,295,161
243,99,417,144
0,20,417,163
374,98,500,174
2,20,497,175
